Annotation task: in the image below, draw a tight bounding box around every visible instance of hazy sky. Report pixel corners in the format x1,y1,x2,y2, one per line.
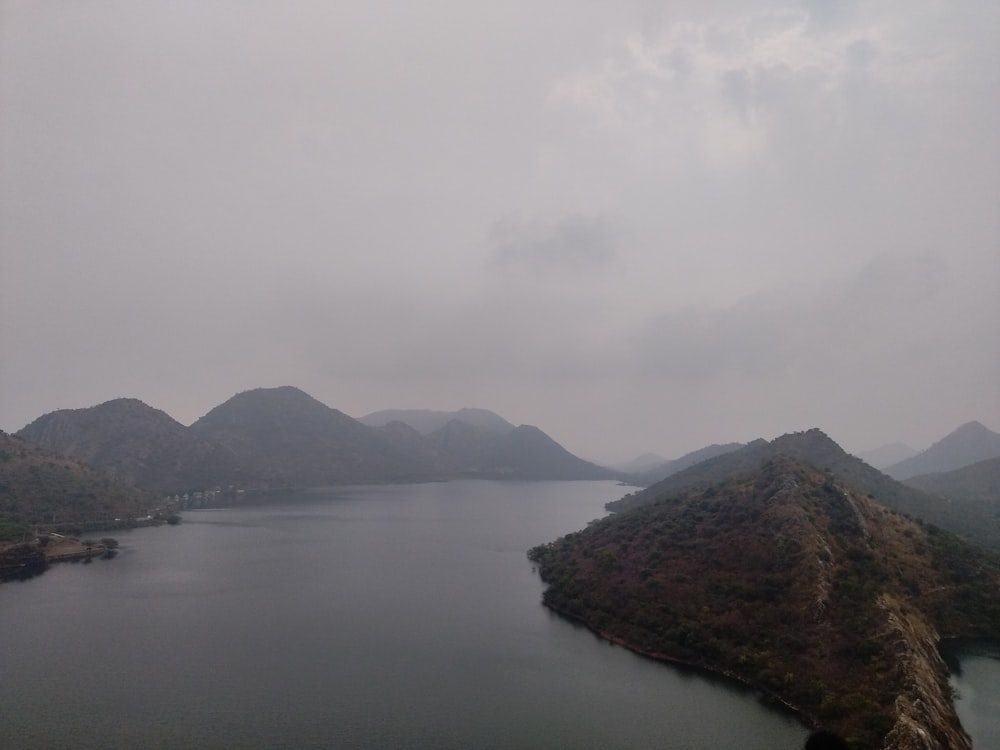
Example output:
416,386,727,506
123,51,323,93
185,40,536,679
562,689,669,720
2,1,998,463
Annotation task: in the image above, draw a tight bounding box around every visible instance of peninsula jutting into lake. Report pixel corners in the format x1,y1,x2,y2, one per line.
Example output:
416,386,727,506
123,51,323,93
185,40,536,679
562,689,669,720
530,454,1000,748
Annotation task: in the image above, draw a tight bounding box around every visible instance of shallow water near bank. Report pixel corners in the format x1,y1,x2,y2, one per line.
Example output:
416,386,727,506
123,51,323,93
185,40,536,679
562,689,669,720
943,639,1000,747
4,480,809,749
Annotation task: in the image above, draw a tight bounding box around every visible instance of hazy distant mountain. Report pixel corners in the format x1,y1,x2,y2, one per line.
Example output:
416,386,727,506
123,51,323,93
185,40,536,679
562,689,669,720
606,428,1000,551
905,456,1000,503
428,419,498,471
487,425,613,480
533,455,1000,749
16,387,621,490
857,442,918,470
358,408,515,435
0,431,148,526
188,387,610,483
16,398,240,493
189,386,439,485
631,442,745,485
612,452,668,474
884,421,1000,480
426,420,614,480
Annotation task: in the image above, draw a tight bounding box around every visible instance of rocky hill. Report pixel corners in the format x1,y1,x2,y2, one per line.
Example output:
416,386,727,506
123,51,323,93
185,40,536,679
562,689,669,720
530,456,1000,749
0,431,149,527
606,429,1000,553
16,398,242,494
885,421,1000,481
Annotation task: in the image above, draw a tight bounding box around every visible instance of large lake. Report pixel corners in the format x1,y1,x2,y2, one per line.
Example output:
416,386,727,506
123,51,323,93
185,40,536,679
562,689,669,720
1,479,986,749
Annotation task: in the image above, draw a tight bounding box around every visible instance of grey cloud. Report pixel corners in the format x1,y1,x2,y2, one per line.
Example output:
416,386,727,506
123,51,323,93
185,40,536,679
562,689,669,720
488,214,618,272
636,253,952,383
1,1,997,463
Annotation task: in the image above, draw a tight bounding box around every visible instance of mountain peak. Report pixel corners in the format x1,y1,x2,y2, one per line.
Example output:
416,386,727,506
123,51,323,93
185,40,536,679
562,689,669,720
532,457,999,749
358,407,515,435
885,421,1000,480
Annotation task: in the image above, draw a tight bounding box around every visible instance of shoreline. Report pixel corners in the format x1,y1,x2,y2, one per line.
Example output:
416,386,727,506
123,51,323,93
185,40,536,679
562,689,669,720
540,598,810,723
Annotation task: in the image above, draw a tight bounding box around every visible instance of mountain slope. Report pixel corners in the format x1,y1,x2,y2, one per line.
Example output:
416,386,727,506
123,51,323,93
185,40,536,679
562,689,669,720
885,421,1000,480
189,386,438,484
898,457,1000,550
17,388,618,488
612,452,668,474
632,442,745,485
16,398,239,493
358,408,515,435
531,457,1000,749
905,455,1000,501
606,428,1000,550
425,421,615,480
488,425,613,480
0,431,149,526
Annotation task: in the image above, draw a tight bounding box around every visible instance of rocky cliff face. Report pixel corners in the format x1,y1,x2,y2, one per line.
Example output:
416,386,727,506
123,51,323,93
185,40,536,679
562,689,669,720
878,595,970,750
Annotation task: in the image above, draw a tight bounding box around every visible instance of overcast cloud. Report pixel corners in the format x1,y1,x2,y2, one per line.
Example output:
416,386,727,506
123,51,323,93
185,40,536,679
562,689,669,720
1,0,997,463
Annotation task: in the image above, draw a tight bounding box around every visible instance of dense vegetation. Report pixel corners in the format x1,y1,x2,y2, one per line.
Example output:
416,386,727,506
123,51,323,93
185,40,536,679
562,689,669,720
609,429,1000,554
530,457,1000,749
0,431,148,529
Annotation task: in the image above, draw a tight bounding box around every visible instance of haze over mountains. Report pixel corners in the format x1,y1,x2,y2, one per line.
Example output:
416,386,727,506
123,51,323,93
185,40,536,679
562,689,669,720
8,383,1000,747
358,408,516,435
9,383,1000,554
882,421,1000,480
15,386,613,496
856,442,918,470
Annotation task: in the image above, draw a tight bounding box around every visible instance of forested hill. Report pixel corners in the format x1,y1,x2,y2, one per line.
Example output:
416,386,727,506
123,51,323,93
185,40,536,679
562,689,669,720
0,431,149,527
530,456,1000,749
17,398,243,494
607,428,1000,553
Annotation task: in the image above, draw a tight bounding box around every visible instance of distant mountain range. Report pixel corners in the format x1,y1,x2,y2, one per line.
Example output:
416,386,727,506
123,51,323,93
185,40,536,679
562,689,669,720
359,408,516,435
15,387,614,499
624,442,745,485
611,452,668,474
883,421,1000,480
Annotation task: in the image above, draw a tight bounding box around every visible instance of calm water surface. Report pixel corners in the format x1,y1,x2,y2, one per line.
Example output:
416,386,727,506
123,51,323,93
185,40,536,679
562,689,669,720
946,641,1000,748
2,480,812,749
